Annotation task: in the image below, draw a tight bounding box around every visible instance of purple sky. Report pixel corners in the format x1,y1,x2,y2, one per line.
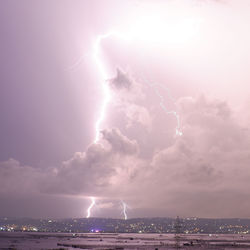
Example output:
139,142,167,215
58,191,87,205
1,0,250,219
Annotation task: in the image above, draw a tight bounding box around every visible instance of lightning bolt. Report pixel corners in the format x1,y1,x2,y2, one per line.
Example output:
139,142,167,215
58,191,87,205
121,201,128,220
93,31,130,143
145,80,182,136
155,87,182,136
160,106,182,136
86,197,96,218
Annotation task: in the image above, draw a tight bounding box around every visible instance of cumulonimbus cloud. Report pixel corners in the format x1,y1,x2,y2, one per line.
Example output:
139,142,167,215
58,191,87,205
1,86,250,217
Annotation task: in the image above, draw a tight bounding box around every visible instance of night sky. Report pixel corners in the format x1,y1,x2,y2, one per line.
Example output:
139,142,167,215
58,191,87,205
1,0,250,219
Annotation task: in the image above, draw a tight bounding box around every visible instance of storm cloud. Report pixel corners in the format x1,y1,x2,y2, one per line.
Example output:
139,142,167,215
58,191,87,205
1,90,250,217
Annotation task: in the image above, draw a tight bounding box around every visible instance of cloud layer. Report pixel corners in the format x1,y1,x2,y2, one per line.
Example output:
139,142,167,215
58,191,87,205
1,70,250,217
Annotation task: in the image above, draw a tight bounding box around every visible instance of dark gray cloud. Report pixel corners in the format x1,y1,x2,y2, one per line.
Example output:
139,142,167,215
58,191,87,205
109,68,132,90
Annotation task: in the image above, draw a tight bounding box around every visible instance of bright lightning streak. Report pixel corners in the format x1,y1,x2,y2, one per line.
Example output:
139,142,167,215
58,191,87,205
86,197,96,218
93,31,130,143
93,33,110,143
145,81,182,136
121,201,128,220
155,87,182,136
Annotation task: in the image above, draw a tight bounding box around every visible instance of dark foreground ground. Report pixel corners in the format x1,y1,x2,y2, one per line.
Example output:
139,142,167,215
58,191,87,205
1,232,250,250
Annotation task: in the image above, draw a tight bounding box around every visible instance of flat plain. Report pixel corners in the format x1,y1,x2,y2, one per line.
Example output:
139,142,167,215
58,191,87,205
1,232,250,249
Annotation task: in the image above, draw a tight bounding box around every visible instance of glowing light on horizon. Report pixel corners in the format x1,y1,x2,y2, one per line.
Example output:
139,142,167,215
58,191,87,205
86,197,96,218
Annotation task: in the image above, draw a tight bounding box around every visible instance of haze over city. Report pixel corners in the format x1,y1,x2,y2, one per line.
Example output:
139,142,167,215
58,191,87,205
1,0,250,220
